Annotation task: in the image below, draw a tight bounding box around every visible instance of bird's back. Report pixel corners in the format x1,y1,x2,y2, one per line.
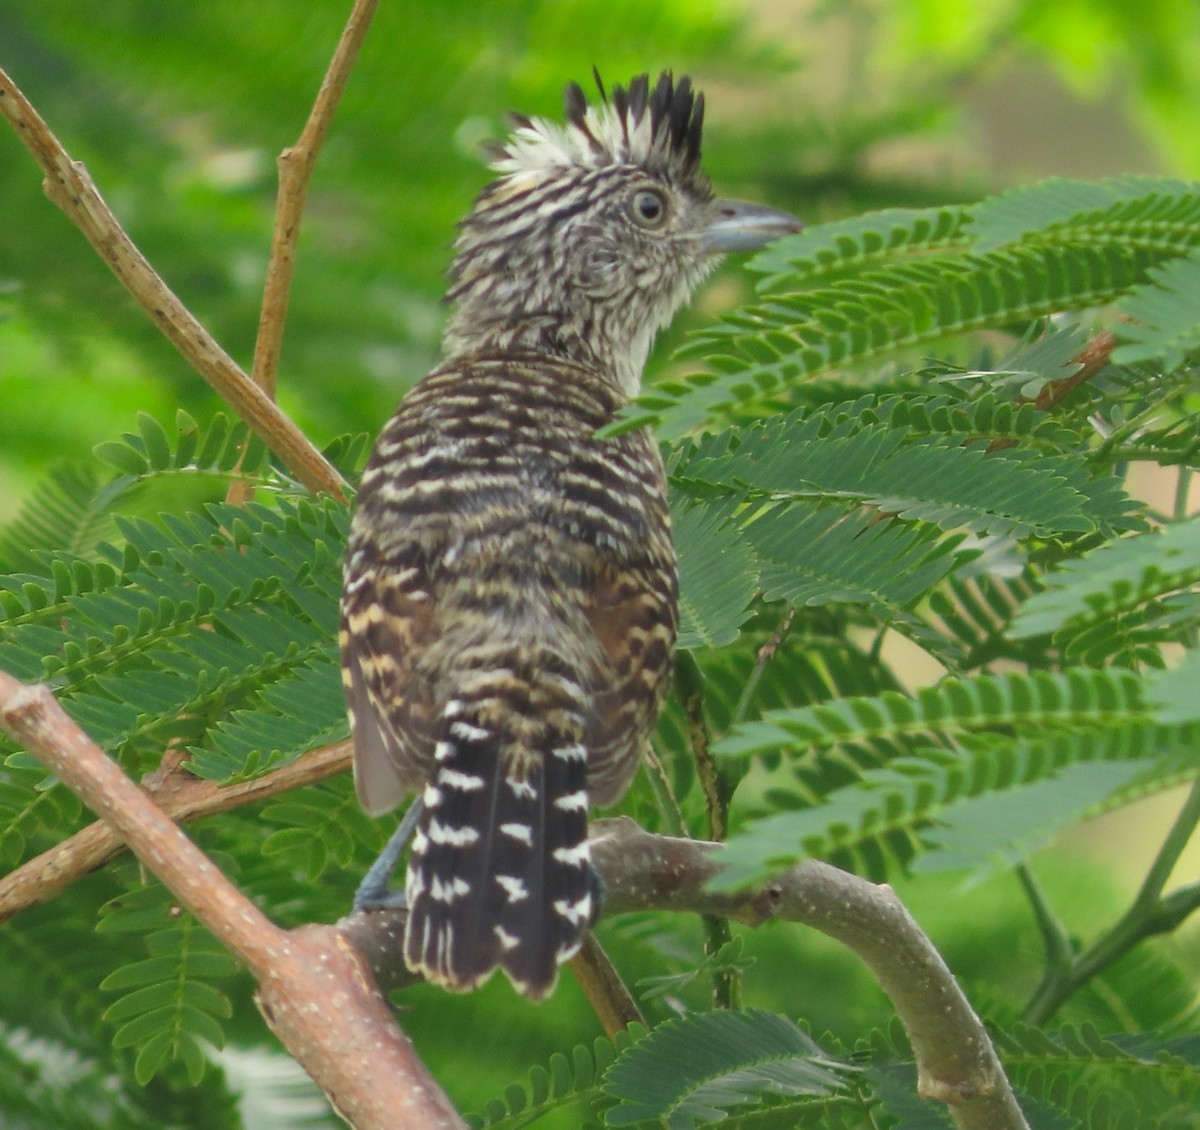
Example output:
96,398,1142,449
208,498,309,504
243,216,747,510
340,352,677,996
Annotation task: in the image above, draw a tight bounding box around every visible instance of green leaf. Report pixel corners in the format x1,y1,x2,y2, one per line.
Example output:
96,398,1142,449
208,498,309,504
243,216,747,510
715,669,1148,760
1010,517,1200,665
714,719,1188,889
603,1010,849,1128
634,241,1162,436
911,759,1148,881
747,503,962,613
747,204,973,290
677,416,1096,538
1113,247,1200,369
0,464,121,571
969,175,1200,252
466,1033,631,1129
1146,649,1200,723
672,500,759,650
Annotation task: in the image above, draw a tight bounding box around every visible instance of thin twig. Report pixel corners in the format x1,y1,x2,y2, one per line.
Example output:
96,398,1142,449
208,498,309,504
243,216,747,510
987,330,1117,453
251,0,379,399
0,740,351,923
0,672,460,1128
728,606,796,731
676,651,741,1008
227,0,377,505
0,68,346,500
567,933,645,1035
678,652,726,841
1015,864,1074,971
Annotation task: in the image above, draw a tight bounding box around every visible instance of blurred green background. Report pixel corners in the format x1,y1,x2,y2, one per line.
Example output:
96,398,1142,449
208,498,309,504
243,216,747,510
2,0,1199,1122
4,0,1196,518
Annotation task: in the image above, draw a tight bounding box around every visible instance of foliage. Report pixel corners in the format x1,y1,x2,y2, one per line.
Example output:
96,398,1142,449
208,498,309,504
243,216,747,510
2,3,1200,1129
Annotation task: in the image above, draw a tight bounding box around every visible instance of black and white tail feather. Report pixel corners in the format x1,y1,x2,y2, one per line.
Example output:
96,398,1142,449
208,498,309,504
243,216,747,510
405,691,596,996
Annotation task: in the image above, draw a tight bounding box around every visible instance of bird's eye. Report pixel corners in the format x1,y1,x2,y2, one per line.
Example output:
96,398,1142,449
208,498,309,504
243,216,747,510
630,189,668,228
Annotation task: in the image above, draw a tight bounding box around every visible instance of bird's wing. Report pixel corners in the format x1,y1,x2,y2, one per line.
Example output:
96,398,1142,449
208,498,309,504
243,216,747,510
583,557,678,806
339,556,439,815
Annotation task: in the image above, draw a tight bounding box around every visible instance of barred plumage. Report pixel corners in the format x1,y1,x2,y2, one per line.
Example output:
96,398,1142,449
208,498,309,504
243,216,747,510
341,72,800,998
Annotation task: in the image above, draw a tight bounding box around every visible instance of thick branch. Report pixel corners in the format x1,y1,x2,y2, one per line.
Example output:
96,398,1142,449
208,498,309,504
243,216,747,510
0,673,458,1130
0,67,346,500
346,817,1030,1130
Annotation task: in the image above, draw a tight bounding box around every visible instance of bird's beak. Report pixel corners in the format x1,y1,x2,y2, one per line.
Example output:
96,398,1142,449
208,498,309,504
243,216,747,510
701,199,804,255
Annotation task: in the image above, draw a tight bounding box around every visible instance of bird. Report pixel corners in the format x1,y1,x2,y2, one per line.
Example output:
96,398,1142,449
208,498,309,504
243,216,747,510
339,71,801,1000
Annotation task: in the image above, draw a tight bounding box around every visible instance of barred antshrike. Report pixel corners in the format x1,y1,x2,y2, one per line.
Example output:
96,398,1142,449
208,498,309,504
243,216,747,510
341,72,801,999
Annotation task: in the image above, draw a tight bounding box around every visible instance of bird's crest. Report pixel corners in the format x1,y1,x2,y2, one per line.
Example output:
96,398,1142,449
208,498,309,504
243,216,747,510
490,71,707,189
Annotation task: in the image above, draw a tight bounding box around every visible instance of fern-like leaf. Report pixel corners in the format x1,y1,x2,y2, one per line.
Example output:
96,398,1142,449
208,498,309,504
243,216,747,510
672,499,759,650
970,175,1200,252
261,778,381,882
93,410,269,484
466,1033,629,1129
715,717,1191,888
1113,248,1200,370
716,668,1149,760
97,883,237,1085
0,498,350,866
625,242,1161,436
747,205,973,290
602,1010,850,1128
0,463,126,572
1010,517,1200,666
999,1021,1200,1127
679,414,1100,537
747,503,960,615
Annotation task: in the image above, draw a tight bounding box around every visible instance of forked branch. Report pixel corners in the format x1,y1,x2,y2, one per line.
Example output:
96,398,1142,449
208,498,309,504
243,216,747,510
0,67,346,500
347,821,1032,1130
0,671,459,1130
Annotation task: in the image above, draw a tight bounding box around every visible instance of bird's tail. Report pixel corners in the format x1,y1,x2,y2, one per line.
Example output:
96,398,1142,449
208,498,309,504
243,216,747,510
403,668,597,999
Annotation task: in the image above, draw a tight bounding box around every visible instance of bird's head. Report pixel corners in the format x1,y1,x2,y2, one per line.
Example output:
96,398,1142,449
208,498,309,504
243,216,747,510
442,72,802,396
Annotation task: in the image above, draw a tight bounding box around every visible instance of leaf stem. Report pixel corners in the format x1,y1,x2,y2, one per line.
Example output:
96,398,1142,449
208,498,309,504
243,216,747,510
1016,864,1074,970
1022,779,1200,1025
677,651,741,1007
1130,777,1200,914
1173,467,1193,523
729,606,796,731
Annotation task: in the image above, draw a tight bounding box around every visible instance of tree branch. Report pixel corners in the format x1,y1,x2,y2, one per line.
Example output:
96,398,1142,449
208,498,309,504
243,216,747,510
0,67,346,501
251,0,379,400
0,739,351,923
348,817,1031,1130
0,673,456,1129
1,664,1027,1129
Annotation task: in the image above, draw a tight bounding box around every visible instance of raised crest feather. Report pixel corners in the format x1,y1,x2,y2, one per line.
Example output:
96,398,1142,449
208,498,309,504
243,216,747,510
490,71,708,191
